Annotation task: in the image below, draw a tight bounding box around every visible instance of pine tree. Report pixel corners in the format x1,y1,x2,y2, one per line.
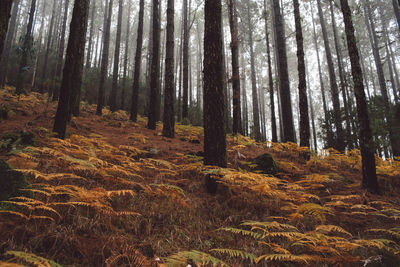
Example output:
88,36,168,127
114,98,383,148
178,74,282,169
340,0,380,194
0,0,18,88
53,0,90,139
15,0,36,95
271,0,295,142
109,0,123,112
130,0,145,122
228,0,242,135
162,0,175,138
147,0,161,130
0,0,13,58
204,0,226,167
293,0,310,148
96,0,113,116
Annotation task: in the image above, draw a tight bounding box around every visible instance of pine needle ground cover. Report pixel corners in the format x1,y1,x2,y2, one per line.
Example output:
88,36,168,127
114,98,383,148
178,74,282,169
0,87,400,266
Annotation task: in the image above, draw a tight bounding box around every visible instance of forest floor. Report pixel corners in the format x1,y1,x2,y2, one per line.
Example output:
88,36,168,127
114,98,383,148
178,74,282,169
0,86,400,267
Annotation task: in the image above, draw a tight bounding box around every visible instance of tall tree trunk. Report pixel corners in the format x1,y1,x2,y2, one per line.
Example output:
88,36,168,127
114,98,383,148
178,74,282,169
16,0,36,95
393,0,400,32
121,0,131,110
130,0,144,121
182,0,189,120
96,0,113,115
147,0,161,129
0,0,13,60
228,0,242,135
293,0,310,148
204,0,226,169
0,0,19,88
86,0,96,69
53,0,69,101
162,0,175,138
247,1,261,141
31,1,46,90
340,0,379,194
306,61,318,151
365,0,398,157
271,0,295,142
316,0,345,151
41,0,57,94
53,0,90,139
109,0,123,112
240,47,248,136
330,0,353,149
263,0,277,142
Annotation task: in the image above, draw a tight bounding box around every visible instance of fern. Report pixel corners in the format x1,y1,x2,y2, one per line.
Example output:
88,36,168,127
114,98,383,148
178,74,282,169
315,225,352,237
256,254,321,264
210,249,257,263
297,203,332,223
4,251,63,267
163,250,230,267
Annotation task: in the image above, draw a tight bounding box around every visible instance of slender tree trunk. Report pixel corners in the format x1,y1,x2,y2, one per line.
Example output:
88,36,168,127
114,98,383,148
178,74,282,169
162,0,175,138
204,0,226,169
16,0,36,95
96,0,113,115
393,0,400,33
86,0,96,69
0,0,13,60
306,62,318,152
130,0,144,121
109,0,123,112
389,41,400,102
121,0,131,110
293,0,310,148
263,0,277,142
365,0,398,157
182,0,189,120
228,0,242,135
53,0,69,101
147,0,161,129
247,1,261,141
240,47,248,136
53,0,90,139
31,1,46,90
0,0,18,88
41,0,57,94
330,0,353,149
316,0,344,151
271,0,294,142
340,0,379,194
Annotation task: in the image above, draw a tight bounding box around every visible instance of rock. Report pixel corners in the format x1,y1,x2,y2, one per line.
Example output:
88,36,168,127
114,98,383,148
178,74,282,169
254,153,278,175
0,159,32,201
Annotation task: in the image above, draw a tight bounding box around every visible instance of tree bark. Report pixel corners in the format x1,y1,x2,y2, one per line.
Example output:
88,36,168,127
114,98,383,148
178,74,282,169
0,0,13,60
330,0,353,149
16,0,36,95
182,0,189,120
96,0,113,115
247,0,261,141
121,0,131,110
40,0,57,93
204,0,226,168
147,0,161,129
130,0,145,121
316,0,345,151
53,0,90,139
53,0,69,101
109,0,123,112
365,0,398,157
228,0,242,135
271,0,295,142
293,0,310,148
340,0,379,194
263,0,277,142
162,0,175,138
0,0,18,88
86,0,96,69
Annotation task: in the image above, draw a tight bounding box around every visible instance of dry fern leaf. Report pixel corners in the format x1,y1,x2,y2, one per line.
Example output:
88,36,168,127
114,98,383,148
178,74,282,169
256,254,321,264
315,225,352,237
211,249,257,263
163,250,230,267
106,190,136,198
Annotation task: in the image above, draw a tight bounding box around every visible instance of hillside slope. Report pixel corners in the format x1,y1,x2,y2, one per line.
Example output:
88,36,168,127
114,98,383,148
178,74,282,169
0,87,400,266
